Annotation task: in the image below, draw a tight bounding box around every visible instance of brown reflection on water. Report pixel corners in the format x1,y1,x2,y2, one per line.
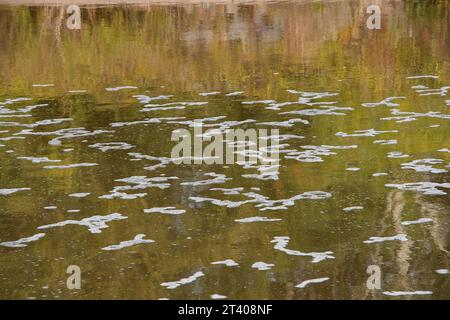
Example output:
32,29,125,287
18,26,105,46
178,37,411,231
0,0,449,299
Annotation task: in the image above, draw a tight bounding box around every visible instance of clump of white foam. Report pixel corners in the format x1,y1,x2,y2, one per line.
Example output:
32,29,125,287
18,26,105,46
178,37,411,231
363,234,408,244
69,193,90,198
251,262,274,271
100,175,178,199
271,236,335,263
89,142,134,152
361,96,405,108
336,129,398,137
105,86,137,91
382,291,432,296
44,163,98,169
401,218,433,226
144,207,185,215
343,206,363,212
0,233,45,248
0,188,31,195
161,271,205,289
385,182,450,195
38,213,127,234
235,216,282,223
295,277,330,288
211,259,239,267
401,159,447,174
435,269,449,275
102,234,154,251
17,156,61,163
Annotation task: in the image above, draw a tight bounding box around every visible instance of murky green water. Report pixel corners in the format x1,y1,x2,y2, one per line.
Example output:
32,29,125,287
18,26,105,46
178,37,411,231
0,0,449,299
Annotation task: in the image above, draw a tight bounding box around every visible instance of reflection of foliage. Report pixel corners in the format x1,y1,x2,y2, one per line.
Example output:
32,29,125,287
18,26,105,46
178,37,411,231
0,1,448,97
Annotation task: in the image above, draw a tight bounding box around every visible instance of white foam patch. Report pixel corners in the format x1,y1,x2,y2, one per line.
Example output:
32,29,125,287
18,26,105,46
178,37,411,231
407,75,438,79
199,91,220,96
363,234,408,244
251,262,274,270
0,188,31,195
181,172,231,186
242,100,276,105
32,83,54,87
401,159,447,174
284,145,357,163
336,129,398,137
69,193,90,198
17,127,112,146
38,213,127,234
111,116,184,128
280,106,353,116
133,94,173,103
128,152,172,171
0,97,32,105
226,91,244,96
381,108,450,123
141,101,207,112
382,291,432,296
105,86,137,91
101,234,154,251
17,156,61,163
210,187,244,195
385,182,450,195
285,90,339,111
0,117,67,128
373,139,397,145
211,259,239,267
210,294,227,299
256,118,309,127
362,96,405,108
401,218,433,226
372,173,388,177
89,142,134,152
387,151,410,158
190,190,331,210
295,277,330,288
343,206,363,212
44,163,98,169
100,175,177,199
161,271,205,289
144,207,186,215
435,269,449,275
416,85,450,96
0,233,45,248
235,216,282,223
271,236,335,263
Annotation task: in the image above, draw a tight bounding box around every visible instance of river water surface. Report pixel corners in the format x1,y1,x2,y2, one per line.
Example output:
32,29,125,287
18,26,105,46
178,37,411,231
0,0,449,299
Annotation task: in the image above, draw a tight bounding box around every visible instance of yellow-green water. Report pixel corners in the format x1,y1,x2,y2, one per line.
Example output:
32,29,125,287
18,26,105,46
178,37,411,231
0,0,449,299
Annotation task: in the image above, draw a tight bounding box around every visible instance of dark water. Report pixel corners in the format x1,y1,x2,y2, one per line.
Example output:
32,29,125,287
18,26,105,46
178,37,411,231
0,0,449,299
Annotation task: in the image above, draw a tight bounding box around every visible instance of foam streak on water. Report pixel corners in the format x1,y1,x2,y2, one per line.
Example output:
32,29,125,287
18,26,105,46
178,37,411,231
295,277,330,288
101,234,154,251
0,233,45,248
37,213,127,234
161,271,205,289
271,236,335,263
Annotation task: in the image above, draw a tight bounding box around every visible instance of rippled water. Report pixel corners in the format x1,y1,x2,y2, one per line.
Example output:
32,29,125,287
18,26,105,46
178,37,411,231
0,0,449,299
